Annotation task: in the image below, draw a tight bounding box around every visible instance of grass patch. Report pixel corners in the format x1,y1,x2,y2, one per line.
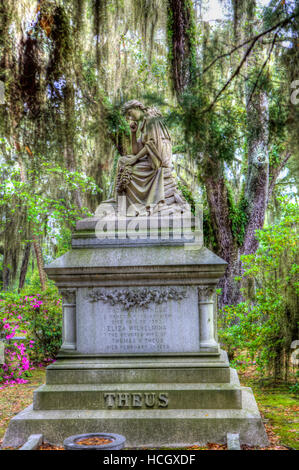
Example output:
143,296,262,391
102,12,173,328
239,369,299,450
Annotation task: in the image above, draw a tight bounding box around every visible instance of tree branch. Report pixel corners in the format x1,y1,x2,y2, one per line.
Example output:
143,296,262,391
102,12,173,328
268,152,292,202
202,12,299,114
202,13,298,75
203,36,259,113
247,30,280,106
201,13,298,113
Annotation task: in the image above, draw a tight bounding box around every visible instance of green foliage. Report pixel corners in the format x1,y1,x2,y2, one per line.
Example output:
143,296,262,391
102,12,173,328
0,160,99,238
24,287,62,364
269,144,284,168
263,0,298,29
168,92,243,164
219,200,299,379
289,382,299,395
105,102,130,137
227,184,249,246
176,180,196,214
104,99,131,155
53,227,72,258
202,206,218,251
46,3,73,81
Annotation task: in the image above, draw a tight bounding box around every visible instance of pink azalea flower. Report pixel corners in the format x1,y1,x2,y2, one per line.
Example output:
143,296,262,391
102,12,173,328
6,334,15,340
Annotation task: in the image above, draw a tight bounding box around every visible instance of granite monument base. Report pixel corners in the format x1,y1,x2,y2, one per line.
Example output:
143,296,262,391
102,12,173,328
3,363,267,448
2,221,268,448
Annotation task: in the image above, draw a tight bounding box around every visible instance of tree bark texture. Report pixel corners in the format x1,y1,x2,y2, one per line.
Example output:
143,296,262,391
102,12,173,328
203,161,242,306
18,242,31,291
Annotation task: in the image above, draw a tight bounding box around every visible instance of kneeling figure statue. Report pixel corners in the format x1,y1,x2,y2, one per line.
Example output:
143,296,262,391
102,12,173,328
110,100,188,217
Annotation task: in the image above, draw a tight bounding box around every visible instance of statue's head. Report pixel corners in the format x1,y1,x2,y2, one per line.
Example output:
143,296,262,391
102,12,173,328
123,100,163,126
123,100,146,123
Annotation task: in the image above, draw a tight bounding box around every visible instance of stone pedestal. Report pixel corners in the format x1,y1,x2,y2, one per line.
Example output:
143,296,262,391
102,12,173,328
2,218,268,448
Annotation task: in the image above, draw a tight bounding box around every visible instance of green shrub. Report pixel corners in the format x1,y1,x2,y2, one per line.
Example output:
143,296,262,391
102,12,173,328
218,201,299,380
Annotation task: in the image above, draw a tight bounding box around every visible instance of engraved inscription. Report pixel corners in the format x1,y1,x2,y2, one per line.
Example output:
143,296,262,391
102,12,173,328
104,392,169,409
77,286,200,354
102,310,171,352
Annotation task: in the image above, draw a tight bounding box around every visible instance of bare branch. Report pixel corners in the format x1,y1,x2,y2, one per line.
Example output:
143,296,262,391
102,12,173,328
202,13,298,114
247,30,280,106
268,152,292,202
203,37,259,113
202,13,298,75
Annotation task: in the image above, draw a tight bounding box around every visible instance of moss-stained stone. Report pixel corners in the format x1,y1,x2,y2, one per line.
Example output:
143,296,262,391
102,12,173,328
33,382,242,411
45,245,226,270
2,386,268,448
2,236,268,448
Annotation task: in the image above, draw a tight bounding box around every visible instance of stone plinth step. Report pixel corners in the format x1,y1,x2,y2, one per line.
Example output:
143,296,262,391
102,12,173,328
46,366,230,385
33,382,242,411
46,351,231,385
2,387,268,449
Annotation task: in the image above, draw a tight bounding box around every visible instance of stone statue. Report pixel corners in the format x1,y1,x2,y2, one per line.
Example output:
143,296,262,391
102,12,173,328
109,100,188,217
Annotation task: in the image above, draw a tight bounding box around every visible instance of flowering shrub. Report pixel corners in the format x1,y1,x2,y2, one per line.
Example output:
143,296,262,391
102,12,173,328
0,327,34,389
0,284,62,388
0,306,33,388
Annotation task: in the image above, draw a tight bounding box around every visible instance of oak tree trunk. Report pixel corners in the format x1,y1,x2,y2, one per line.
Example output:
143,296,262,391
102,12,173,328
32,236,47,291
203,161,242,307
18,242,31,291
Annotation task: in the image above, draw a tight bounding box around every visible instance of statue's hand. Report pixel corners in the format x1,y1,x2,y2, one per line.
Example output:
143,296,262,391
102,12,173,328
126,155,138,165
130,121,138,133
119,155,138,166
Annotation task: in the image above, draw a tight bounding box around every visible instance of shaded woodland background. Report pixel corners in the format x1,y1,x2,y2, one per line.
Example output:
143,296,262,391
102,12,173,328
0,0,298,381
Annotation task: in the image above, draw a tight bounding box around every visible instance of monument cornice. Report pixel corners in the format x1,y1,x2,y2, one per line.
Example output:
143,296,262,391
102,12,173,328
45,270,224,288
45,245,227,288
